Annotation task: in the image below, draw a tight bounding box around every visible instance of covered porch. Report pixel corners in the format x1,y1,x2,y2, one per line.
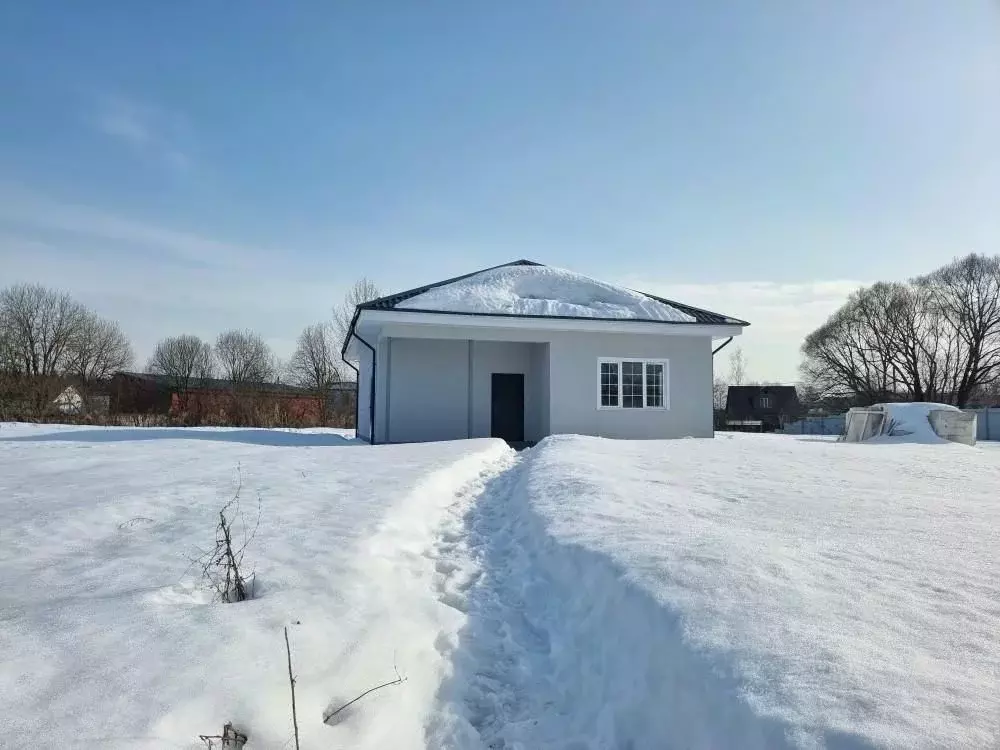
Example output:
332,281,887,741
374,336,551,444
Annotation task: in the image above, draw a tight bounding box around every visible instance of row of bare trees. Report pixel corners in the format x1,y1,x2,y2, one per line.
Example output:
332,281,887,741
2,277,381,423
801,254,1000,408
0,283,135,382
147,330,277,390
145,279,381,396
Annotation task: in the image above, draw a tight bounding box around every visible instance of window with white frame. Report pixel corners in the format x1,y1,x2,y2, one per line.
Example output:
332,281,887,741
760,395,772,409
598,358,668,409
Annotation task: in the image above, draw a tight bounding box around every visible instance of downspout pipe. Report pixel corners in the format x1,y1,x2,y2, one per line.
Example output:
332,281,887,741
712,336,734,356
340,307,378,445
340,355,360,437
352,331,377,444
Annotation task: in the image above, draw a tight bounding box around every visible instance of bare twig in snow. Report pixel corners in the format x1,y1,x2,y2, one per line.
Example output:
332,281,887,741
285,626,301,750
323,656,407,725
194,465,260,603
199,722,247,749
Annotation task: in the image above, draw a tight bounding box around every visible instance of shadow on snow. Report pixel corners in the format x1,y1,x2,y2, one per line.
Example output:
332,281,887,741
0,428,360,447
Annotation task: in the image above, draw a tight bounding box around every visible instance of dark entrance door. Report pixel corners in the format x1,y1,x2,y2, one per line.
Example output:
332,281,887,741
491,373,524,442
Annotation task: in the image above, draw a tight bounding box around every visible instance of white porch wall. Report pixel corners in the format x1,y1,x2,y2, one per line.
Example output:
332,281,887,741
355,344,373,441
529,342,550,438
385,338,469,443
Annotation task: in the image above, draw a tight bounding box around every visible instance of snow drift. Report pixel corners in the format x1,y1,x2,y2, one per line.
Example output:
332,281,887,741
0,423,512,749
396,264,697,322
451,434,998,749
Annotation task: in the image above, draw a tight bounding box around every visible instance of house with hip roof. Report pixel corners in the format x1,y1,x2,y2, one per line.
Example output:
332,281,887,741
342,260,749,444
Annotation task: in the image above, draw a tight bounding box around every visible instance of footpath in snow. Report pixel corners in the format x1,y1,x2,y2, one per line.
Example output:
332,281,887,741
0,423,513,749
3,424,999,749
431,434,1000,749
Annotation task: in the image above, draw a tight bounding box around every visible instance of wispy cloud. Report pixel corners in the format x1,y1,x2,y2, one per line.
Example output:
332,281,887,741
0,182,257,268
89,94,192,171
0,184,349,366
623,278,866,383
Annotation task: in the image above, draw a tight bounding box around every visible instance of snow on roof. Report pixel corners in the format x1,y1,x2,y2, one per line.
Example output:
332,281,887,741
395,264,698,322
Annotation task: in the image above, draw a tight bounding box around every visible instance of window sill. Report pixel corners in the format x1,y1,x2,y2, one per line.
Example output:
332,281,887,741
597,406,669,411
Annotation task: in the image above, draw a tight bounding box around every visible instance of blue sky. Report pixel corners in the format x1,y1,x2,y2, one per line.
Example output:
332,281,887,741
2,2,998,381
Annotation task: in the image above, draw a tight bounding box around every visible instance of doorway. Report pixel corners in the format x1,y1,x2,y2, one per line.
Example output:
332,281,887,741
490,373,524,442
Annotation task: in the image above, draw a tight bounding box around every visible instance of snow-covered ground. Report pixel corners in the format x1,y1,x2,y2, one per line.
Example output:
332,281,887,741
446,433,998,749
0,423,511,749
2,424,998,749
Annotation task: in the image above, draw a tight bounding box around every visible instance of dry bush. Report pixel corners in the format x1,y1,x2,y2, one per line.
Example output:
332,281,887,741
193,467,260,603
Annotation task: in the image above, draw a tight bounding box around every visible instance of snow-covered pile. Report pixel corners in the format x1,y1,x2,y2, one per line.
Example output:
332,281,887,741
0,423,511,749
397,264,697,322
490,434,1000,749
845,402,971,444
880,401,968,443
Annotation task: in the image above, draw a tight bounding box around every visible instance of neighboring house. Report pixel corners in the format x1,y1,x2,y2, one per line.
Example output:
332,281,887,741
725,385,802,432
110,372,357,424
342,260,749,444
52,386,84,415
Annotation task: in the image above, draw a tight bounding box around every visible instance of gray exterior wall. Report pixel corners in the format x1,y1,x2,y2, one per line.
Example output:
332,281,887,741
355,344,373,442
548,331,713,439
385,338,469,443
529,343,550,439
369,321,716,442
469,341,547,442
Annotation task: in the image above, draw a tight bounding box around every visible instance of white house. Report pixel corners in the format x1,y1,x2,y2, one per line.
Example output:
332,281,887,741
52,386,84,415
342,260,748,444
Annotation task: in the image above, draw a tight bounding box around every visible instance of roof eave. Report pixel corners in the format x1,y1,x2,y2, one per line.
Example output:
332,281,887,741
355,307,747,336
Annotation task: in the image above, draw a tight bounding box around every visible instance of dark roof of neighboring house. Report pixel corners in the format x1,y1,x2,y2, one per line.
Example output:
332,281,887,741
356,259,750,326
114,372,356,394
726,385,801,418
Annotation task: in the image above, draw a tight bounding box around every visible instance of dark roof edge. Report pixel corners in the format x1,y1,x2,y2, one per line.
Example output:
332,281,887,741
357,306,747,326
639,291,751,327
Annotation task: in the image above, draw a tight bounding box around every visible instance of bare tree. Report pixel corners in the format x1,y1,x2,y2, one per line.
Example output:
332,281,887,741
801,254,1000,408
712,376,728,412
215,329,275,387
0,325,17,375
64,312,135,383
727,346,747,385
916,254,1000,407
147,334,216,392
0,283,88,375
288,322,341,391
334,278,381,358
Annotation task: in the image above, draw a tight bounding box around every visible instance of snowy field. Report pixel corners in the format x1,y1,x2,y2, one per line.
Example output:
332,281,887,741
2,424,998,749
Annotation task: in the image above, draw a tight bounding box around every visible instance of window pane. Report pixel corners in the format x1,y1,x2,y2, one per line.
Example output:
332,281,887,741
646,363,664,407
622,361,643,408
600,362,619,406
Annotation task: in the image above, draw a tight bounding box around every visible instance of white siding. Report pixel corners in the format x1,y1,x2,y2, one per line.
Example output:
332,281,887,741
386,338,470,443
